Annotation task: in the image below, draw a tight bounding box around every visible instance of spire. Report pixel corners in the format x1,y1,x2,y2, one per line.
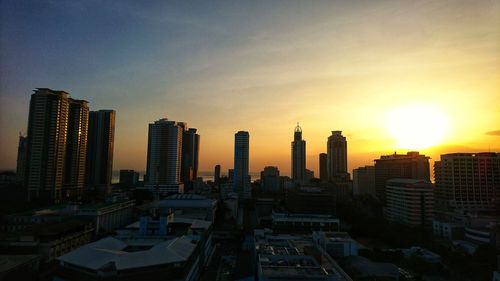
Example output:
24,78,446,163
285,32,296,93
295,122,302,133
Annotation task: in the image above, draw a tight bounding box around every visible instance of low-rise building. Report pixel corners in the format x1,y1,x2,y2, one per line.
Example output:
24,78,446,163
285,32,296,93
271,212,340,233
76,199,135,235
254,229,352,281
149,194,218,222
312,231,359,258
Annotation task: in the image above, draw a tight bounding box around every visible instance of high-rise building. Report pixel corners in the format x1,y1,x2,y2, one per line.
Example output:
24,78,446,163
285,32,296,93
319,153,327,182
327,131,348,181
63,98,89,201
145,118,183,195
291,124,306,183
214,165,221,185
260,166,280,192
435,153,500,214
353,166,376,196
16,135,28,184
385,178,434,227
180,126,200,184
86,110,115,195
374,151,430,204
25,88,70,204
234,131,250,198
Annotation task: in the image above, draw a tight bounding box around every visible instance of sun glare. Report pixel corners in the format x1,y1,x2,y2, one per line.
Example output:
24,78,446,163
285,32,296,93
386,104,449,150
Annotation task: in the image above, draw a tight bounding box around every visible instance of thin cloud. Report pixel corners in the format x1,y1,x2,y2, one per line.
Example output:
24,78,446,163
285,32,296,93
485,130,500,136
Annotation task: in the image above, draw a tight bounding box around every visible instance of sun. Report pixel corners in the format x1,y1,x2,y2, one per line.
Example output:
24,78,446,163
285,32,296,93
386,104,449,150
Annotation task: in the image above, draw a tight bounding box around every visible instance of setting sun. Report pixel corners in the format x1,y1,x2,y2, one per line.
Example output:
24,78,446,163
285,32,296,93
386,104,450,150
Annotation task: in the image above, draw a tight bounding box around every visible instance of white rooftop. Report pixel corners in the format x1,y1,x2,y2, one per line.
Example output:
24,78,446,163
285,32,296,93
58,235,196,271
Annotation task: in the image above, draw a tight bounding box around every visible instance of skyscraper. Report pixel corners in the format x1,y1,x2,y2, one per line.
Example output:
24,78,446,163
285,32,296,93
374,151,430,204
86,110,116,195
353,165,376,196
25,88,70,204
145,118,183,195
16,134,28,184
435,153,500,214
63,98,89,201
291,123,306,183
214,164,221,185
180,126,200,184
234,131,250,198
319,153,327,182
327,131,348,181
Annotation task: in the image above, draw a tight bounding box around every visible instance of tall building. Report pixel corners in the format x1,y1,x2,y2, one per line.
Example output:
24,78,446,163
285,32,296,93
214,165,221,184
319,153,327,181
385,179,434,227
327,131,348,181
86,110,115,194
353,166,376,196
260,166,280,192
234,131,250,198
63,99,89,201
374,151,430,204
145,118,183,195
180,126,200,184
16,135,28,184
291,123,306,183
435,153,500,214
25,88,70,204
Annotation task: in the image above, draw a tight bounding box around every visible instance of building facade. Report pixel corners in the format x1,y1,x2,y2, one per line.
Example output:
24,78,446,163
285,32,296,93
180,124,200,185
435,153,500,214
385,178,434,227
145,118,183,195
374,151,430,204
260,166,280,192
85,110,115,194
292,124,306,184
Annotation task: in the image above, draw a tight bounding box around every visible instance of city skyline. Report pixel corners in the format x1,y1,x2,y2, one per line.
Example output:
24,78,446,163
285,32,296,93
1,0,499,176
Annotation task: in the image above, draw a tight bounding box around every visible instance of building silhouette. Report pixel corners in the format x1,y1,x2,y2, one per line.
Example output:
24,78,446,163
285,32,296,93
180,124,200,185
25,89,70,204
16,135,28,183
63,98,89,201
327,131,348,181
374,151,430,204
214,165,221,185
145,118,183,195
85,110,115,195
319,153,327,182
353,165,375,196
291,123,306,184
233,131,250,198
260,166,280,192
435,153,500,214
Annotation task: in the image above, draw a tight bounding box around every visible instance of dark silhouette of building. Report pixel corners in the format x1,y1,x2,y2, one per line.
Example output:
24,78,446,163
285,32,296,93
327,131,348,181
374,151,430,204
180,125,200,185
292,123,306,184
63,98,89,201
214,164,221,185
16,135,28,184
286,186,336,214
234,131,250,198
319,153,327,182
119,169,139,188
25,89,70,204
85,110,115,195
260,166,280,192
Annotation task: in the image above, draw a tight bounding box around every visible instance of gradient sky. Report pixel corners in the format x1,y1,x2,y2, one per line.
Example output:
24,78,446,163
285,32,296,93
1,0,499,177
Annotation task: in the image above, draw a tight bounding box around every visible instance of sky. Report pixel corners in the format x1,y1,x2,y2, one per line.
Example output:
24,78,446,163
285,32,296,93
1,0,499,177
